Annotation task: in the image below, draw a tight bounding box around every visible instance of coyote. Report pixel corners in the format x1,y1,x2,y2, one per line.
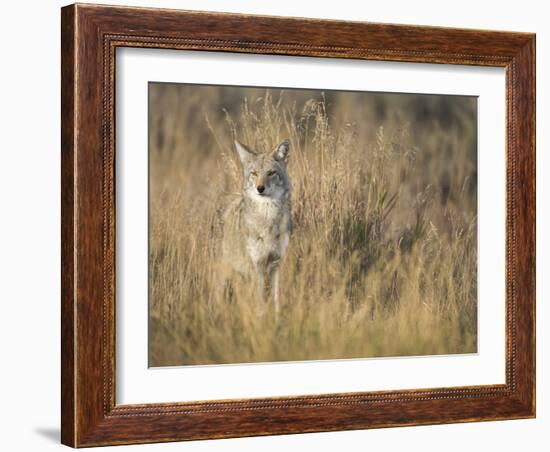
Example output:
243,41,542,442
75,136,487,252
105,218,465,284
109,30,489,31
217,139,292,310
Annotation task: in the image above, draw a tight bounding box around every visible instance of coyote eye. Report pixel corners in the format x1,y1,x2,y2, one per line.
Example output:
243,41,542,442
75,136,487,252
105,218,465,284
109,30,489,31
250,171,258,177
267,170,277,177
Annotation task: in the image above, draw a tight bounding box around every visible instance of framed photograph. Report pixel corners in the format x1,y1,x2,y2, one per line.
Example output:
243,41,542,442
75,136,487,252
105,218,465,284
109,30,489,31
61,3,535,447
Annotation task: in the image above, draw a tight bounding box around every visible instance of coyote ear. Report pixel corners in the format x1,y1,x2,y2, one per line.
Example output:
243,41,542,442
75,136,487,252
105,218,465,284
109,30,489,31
273,139,290,164
234,141,257,164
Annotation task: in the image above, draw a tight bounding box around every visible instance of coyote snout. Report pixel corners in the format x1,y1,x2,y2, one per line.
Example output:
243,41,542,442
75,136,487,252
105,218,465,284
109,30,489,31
218,139,292,310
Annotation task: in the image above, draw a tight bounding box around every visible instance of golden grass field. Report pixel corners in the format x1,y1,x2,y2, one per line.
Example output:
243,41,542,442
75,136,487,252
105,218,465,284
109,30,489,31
148,83,478,366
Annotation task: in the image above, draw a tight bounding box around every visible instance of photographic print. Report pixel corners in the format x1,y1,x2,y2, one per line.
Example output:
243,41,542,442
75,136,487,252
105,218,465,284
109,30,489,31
61,6,535,444
148,83,478,367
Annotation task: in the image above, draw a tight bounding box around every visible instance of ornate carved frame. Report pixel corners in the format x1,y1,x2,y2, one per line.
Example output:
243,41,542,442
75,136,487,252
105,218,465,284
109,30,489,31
61,4,535,447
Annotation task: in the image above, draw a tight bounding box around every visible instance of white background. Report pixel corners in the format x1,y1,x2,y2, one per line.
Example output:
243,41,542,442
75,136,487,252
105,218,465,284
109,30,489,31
0,0,546,451
117,49,506,404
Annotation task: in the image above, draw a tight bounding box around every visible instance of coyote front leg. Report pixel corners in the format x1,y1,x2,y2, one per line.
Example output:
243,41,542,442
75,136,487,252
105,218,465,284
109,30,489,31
255,265,267,305
255,263,280,311
268,266,280,312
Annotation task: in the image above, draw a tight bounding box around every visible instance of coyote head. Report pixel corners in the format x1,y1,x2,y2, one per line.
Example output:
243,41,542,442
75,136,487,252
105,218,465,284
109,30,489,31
235,140,291,201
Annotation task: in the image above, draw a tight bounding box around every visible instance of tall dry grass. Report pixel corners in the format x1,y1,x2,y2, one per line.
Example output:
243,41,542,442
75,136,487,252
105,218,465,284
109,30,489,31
148,83,477,366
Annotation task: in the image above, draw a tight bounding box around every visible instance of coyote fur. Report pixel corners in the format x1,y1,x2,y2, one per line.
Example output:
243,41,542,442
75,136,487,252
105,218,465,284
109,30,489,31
217,139,292,310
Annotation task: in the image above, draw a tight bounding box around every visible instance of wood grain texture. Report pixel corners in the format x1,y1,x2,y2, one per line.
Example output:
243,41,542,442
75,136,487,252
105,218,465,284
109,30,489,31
60,3,536,447
60,5,76,446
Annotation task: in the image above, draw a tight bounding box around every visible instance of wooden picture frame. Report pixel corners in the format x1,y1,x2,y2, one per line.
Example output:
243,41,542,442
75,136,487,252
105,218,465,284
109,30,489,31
61,3,535,447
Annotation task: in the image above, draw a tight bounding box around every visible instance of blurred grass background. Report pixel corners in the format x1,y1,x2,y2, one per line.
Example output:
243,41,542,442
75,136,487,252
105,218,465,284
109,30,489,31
148,82,477,366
